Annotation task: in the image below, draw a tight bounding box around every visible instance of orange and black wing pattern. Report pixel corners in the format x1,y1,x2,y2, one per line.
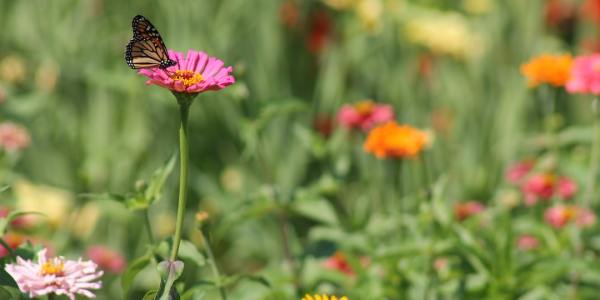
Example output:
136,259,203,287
125,15,176,69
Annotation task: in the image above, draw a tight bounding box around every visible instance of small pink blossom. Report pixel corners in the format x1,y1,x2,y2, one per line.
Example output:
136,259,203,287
5,248,103,300
139,49,235,94
454,201,484,221
433,257,448,270
0,122,30,152
323,251,354,276
575,208,596,228
556,177,577,199
337,100,395,132
544,205,595,229
522,173,555,205
566,54,600,95
86,246,126,274
505,160,534,184
517,235,539,251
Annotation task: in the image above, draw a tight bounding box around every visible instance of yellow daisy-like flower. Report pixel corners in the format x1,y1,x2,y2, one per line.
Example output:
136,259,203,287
302,295,348,300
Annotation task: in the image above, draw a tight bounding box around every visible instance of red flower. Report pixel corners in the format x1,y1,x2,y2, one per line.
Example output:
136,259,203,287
307,11,332,54
86,245,126,274
505,160,535,184
323,251,354,276
454,201,484,221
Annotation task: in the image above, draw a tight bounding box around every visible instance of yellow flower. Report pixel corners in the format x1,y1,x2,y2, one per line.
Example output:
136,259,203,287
355,0,383,32
302,294,348,300
462,0,495,15
405,12,483,59
14,179,73,229
520,54,572,88
364,121,428,159
71,202,101,239
0,55,26,84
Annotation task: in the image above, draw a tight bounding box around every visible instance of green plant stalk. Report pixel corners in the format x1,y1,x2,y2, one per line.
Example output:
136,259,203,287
144,209,155,245
171,100,191,260
0,238,15,258
200,230,227,300
584,97,600,207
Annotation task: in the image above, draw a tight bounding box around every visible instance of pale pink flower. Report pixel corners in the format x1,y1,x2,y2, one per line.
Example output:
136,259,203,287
5,248,103,300
545,205,574,228
433,257,448,270
544,205,595,229
139,49,235,94
556,177,577,199
86,245,126,274
517,234,539,251
575,208,596,228
323,251,354,276
0,122,30,152
566,54,600,95
454,201,484,221
505,160,534,184
337,100,395,131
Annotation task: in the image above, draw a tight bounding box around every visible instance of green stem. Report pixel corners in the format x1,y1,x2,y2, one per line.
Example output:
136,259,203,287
144,209,155,245
584,97,600,207
0,238,16,258
200,231,227,300
171,102,191,260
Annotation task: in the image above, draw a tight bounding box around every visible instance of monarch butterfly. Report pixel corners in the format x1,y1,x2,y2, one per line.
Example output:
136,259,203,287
125,15,176,69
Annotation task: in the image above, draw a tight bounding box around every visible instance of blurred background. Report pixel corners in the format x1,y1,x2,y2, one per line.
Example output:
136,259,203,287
1,0,600,299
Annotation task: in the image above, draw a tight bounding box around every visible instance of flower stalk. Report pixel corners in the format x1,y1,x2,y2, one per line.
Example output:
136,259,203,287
584,97,600,206
199,230,227,300
171,93,194,261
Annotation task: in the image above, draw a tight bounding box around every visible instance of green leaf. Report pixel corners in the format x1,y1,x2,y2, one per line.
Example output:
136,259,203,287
144,152,177,205
178,240,206,267
291,197,338,226
143,289,158,300
122,254,152,296
0,286,22,299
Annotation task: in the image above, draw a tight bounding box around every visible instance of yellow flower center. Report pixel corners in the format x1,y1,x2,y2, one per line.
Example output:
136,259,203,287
354,100,375,116
170,70,204,87
41,260,65,276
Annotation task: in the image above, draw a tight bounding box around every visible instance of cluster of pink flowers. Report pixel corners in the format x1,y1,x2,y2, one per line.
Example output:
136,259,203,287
5,248,103,300
505,161,578,206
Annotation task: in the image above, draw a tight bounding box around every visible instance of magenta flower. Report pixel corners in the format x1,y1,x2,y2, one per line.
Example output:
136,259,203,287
517,234,539,251
522,173,555,205
566,54,600,95
0,122,30,152
139,49,235,94
575,208,596,228
337,100,395,132
505,160,534,184
556,177,577,199
5,248,103,300
86,245,126,274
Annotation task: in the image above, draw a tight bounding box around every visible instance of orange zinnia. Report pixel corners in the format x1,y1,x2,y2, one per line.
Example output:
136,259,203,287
520,54,572,87
363,121,427,159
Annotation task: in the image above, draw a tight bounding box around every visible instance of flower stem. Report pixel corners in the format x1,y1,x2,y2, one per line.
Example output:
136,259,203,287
0,238,15,258
200,230,227,300
584,97,600,207
171,101,191,260
144,209,155,245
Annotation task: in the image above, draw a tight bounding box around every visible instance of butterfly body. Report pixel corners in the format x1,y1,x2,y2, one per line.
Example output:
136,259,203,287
125,15,176,69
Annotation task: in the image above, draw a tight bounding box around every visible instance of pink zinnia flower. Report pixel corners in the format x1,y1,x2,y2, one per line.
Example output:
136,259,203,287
505,160,535,184
0,122,30,152
521,173,556,206
86,245,126,274
517,234,539,251
5,248,103,300
139,49,235,94
545,205,574,228
565,54,600,95
337,100,395,132
454,201,484,221
556,177,577,199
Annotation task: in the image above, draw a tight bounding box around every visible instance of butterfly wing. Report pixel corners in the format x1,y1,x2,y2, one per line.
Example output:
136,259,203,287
125,15,176,69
